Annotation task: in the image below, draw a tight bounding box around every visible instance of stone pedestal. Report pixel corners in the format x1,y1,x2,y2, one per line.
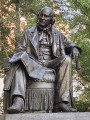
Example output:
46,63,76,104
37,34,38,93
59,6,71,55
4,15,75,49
0,113,90,120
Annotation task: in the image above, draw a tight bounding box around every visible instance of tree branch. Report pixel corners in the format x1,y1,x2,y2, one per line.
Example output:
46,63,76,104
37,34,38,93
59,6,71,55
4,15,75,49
72,0,90,19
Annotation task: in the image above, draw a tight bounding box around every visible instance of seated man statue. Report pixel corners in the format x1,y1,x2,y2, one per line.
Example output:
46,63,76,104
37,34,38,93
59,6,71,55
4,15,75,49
4,7,81,113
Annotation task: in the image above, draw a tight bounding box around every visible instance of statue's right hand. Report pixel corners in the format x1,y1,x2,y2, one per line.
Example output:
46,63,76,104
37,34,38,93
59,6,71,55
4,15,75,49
4,63,12,72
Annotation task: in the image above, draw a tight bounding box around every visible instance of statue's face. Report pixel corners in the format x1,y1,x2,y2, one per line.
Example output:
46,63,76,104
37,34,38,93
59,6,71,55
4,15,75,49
38,8,52,27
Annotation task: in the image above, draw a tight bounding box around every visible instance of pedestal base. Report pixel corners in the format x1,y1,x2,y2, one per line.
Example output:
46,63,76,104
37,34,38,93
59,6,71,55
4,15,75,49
0,113,90,120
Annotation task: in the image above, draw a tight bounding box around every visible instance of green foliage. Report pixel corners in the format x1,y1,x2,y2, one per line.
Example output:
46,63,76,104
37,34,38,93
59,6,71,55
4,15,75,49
0,98,3,103
70,32,90,83
67,0,90,39
66,0,90,111
79,41,90,82
73,98,90,112
67,0,90,16
0,21,10,40
74,85,82,92
0,0,15,73
0,0,11,42
66,0,90,83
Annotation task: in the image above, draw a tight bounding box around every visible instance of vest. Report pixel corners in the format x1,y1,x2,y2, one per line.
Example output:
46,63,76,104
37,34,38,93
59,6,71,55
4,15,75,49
38,32,54,65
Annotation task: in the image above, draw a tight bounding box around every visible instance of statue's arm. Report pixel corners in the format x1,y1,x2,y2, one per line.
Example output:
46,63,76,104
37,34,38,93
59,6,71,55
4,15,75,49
61,33,82,57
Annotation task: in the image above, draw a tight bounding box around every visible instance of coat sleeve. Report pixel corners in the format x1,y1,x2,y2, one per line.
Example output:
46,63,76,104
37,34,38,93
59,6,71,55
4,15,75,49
60,32,82,55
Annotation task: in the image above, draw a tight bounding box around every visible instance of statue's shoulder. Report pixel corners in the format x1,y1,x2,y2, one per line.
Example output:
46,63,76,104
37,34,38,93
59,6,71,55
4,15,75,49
24,26,36,34
52,27,62,35
52,27,58,33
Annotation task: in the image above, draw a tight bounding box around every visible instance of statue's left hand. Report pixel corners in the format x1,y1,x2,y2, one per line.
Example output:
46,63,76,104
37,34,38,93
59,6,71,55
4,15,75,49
71,47,80,59
4,63,12,72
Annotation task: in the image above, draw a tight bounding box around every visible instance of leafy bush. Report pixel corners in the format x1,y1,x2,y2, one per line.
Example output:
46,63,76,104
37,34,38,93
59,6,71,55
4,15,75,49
73,98,90,112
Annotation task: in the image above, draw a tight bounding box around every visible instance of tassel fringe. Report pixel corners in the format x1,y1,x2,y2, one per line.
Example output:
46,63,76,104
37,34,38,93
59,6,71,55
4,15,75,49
25,88,54,111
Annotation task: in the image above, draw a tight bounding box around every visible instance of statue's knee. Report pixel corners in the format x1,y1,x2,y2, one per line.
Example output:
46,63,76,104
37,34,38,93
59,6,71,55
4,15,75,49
64,55,71,64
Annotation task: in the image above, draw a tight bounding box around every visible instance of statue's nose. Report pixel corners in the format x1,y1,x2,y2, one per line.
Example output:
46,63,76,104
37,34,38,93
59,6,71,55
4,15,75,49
41,15,45,19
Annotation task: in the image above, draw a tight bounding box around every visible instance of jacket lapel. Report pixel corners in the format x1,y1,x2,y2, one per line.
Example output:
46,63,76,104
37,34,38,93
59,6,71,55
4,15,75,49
29,27,59,58
29,26,39,57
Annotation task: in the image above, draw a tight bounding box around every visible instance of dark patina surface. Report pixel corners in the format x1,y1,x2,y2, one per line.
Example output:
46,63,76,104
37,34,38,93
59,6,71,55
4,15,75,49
3,7,81,114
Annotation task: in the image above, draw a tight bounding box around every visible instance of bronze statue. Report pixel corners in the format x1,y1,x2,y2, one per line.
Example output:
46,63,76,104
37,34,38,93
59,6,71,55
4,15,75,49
3,7,81,113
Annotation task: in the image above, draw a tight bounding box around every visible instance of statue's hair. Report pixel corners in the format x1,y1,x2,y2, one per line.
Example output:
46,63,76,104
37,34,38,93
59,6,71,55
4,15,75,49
38,7,55,25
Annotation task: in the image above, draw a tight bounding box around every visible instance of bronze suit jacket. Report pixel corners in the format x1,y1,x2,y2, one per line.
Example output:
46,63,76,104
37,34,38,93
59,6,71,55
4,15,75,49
4,26,81,90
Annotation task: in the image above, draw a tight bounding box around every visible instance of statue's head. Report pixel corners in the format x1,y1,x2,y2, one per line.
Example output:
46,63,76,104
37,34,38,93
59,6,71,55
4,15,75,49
37,7,55,28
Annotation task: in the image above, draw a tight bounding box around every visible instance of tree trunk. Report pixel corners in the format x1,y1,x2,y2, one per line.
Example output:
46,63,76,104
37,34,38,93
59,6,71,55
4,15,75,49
14,0,20,47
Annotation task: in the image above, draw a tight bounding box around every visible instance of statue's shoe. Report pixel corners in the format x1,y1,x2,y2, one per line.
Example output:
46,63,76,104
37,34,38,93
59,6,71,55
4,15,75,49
7,97,24,114
53,102,76,112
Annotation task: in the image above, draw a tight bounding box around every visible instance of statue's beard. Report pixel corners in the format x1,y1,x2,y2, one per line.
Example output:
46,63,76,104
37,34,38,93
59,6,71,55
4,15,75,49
37,23,52,33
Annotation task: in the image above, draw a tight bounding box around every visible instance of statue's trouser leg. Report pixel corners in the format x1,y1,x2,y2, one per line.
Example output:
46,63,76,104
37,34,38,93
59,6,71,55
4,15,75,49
43,55,73,105
54,55,73,105
11,64,26,101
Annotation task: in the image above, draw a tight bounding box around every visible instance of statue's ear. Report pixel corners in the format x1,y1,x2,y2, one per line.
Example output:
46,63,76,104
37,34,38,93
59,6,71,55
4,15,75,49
51,15,55,25
51,11,55,25
52,18,55,25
